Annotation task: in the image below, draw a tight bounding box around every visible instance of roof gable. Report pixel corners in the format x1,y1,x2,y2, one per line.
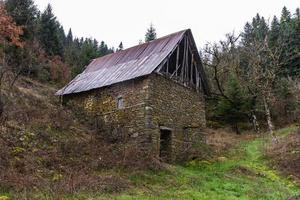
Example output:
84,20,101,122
56,29,208,95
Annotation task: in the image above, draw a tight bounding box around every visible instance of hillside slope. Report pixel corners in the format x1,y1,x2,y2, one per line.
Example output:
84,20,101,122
0,77,131,199
0,77,299,200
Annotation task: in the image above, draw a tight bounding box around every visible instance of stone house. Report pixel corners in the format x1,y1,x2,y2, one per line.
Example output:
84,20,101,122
56,29,209,162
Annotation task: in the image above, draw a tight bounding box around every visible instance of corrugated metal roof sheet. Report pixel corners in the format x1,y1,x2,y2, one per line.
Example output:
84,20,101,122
56,30,188,95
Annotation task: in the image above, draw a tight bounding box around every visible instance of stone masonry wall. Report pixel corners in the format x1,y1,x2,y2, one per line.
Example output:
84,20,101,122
145,74,206,162
65,73,206,163
65,77,152,151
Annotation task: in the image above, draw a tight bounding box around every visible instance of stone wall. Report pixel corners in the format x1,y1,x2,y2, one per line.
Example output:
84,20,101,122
64,73,206,163
65,77,151,147
145,74,206,162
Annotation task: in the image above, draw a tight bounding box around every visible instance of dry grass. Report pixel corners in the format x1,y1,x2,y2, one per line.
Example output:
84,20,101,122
0,77,154,198
265,128,300,184
204,128,257,154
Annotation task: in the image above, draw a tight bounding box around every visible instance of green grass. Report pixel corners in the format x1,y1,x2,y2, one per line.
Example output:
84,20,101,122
109,135,299,200
4,129,300,200
274,125,298,137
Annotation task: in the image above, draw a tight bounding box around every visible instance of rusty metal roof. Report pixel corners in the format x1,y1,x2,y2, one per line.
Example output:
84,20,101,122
56,30,190,95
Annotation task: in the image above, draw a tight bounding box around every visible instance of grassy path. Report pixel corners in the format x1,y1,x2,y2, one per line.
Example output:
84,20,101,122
111,137,300,200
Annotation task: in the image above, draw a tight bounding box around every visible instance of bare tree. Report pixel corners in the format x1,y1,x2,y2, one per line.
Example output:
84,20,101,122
241,36,289,139
203,33,256,133
203,33,238,99
203,32,292,138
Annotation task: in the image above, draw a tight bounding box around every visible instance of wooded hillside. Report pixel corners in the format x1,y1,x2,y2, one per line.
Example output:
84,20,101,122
0,1,299,199
203,7,300,135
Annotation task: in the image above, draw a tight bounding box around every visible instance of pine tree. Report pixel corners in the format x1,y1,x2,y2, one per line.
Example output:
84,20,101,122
287,8,300,76
3,0,37,76
252,14,261,30
296,8,300,20
250,14,269,42
278,6,300,76
117,42,123,51
257,17,269,40
269,16,280,47
145,24,157,42
66,28,73,46
99,41,109,56
57,24,66,47
280,6,291,23
216,75,248,134
0,3,23,116
241,22,254,46
280,6,292,36
38,4,64,56
75,38,100,74
5,0,38,40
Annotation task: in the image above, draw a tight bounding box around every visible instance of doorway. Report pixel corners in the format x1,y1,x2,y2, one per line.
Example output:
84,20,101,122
159,129,172,161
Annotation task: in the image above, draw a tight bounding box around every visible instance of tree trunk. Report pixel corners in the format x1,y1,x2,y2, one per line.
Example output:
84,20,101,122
233,123,240,135
0,70,4,119
263,96,275,139
251,112,260,133
0,94,3,119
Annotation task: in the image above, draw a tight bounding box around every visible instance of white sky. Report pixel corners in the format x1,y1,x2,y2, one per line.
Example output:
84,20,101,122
34,0,299,49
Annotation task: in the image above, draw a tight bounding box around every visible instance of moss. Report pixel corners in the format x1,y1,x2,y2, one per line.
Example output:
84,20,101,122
12,147,26,156
0,196,9,200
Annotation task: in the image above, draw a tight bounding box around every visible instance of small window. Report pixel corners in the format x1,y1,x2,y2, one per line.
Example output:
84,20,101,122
117,96,124,109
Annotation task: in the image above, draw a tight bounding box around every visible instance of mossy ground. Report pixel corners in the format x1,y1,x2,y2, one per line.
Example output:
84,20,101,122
111,138,299,200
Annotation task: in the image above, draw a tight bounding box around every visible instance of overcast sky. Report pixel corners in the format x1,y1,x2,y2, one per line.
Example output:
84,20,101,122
34,0,299,49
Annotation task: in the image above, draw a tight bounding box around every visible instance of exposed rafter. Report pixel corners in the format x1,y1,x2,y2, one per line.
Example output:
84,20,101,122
156,32,205,93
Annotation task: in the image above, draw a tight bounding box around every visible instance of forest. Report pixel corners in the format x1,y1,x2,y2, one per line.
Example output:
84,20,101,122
0,0,300,199
202,7,300,136
1,0,300,135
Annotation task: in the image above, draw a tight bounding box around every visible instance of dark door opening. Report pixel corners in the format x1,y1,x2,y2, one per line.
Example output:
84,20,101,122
159,129,172,161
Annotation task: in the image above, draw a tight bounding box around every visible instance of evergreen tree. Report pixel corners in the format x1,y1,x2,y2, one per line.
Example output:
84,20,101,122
66,28,73,46
279,7,292,42
5,0,38,40
257,17,269,40
145,24,157,42
241,22,254,46
57,24,66,48
278,7,300,77
216,75,249,134
4,0,39,76
252,14,261,31
280,6,291,23
117,42,123,51
287,8,300,76
250,14,269,42
38,4,64,56
98,41,113,56
296,8,300,20
269,16,280,47
74,38,100,75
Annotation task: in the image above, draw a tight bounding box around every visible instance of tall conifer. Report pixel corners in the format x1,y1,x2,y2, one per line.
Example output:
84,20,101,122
145,24,157,42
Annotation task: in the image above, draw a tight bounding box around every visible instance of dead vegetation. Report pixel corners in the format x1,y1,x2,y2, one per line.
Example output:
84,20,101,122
0,76,298,199
204,128,256,154
0,77,158,198
264,128,300,184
